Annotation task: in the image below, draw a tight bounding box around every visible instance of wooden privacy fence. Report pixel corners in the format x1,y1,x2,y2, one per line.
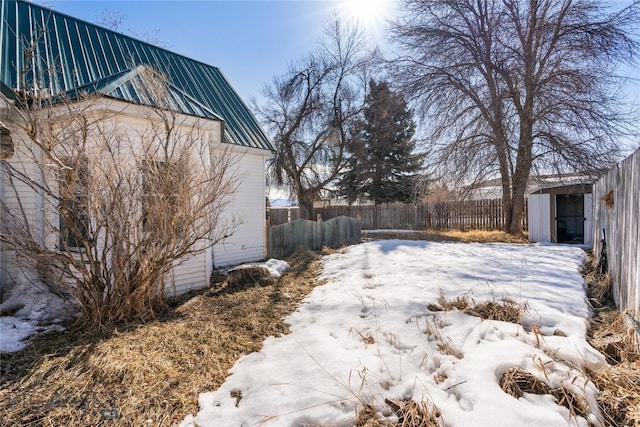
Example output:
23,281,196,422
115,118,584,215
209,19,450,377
593,146,640,321
267,216,361,259
269,199,519,230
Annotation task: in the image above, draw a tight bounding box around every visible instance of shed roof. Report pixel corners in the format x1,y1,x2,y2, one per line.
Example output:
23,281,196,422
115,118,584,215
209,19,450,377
529,183,593,195
0,0,273,151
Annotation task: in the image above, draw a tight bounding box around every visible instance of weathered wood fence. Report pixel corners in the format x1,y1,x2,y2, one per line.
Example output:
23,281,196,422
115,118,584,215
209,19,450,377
593,146,640,321
269,199,518,230
267,216,361,259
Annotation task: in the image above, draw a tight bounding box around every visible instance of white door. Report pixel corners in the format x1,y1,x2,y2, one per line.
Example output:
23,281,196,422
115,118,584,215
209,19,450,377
584,193,593,247
527,194,551,242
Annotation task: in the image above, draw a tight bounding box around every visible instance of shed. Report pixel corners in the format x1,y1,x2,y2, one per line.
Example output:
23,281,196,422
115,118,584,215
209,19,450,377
527,184,593,246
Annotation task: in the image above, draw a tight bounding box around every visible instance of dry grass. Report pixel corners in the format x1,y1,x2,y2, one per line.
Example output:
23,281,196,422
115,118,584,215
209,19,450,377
592,361,640,426
385,399,443,427
500,367,589,420
354,400,443,427
583,252,640,426
430,292,527,325
500,367,549,398
0,248,323,426
362,229,528,244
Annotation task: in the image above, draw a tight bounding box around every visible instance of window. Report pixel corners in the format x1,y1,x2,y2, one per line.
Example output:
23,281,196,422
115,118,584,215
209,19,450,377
0,122,14,160
59,157,90,249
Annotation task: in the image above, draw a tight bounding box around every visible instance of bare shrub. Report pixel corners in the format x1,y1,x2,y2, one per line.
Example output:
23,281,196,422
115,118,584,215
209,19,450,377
1,72,242,327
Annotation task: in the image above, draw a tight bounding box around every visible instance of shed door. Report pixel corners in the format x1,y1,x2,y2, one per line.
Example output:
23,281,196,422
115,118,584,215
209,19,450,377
584,194,593,247
556,194,585,244
527,193,551,242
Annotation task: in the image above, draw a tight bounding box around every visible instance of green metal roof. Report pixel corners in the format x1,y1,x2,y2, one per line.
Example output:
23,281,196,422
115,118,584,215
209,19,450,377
0,0,274,151
64,65,224,122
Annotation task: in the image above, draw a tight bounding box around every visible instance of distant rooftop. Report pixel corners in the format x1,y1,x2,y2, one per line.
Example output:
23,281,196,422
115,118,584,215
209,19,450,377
0,0,274,151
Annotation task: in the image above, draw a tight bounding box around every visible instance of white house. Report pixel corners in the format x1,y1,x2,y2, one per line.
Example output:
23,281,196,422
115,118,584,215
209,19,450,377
0,0,274,296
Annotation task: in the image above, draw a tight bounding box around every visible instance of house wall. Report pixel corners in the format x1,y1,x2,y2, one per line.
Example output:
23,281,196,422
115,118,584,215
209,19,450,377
213,149,268,268
1,100,58,291
1,97,271,297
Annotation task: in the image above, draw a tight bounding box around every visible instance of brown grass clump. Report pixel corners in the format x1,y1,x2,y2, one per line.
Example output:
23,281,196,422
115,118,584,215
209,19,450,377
362,229,528,244
500,368,589,420
355,404,389,427
385,399,443,427
500,367,550,398
0,248,323,427
590,310,638,364
466,299,526,324
430,293,527,325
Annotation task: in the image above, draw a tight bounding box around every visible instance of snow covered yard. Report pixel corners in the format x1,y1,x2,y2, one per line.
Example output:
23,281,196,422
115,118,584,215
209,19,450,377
183,240,606,426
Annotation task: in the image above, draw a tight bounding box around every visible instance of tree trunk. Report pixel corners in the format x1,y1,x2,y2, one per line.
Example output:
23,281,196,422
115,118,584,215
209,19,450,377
298,194,314,220
508,115,534,234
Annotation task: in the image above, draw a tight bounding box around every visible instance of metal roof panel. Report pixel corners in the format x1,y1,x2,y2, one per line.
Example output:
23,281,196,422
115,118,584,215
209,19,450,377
0,0,273,151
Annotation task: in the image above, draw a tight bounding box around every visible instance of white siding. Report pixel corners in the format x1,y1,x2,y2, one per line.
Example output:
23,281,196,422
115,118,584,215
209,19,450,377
0,123,44,287
213,152,268,268
527,193,551,242
166,251,207,297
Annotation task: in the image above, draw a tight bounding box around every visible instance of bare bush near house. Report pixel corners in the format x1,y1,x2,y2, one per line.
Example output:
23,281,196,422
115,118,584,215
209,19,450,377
390,0,639,233
0,79,242,326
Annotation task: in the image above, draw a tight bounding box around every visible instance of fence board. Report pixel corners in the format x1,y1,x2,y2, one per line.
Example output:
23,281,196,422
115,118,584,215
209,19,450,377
267,216,361,259
593,147,640,323
269,199,522,231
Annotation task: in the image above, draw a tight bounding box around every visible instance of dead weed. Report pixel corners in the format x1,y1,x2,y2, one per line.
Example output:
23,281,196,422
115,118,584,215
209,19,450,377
363,229,528,244
430,292,527,325
583,251,640,426
500,367,589,420
0,248,323,427
385,399,443,427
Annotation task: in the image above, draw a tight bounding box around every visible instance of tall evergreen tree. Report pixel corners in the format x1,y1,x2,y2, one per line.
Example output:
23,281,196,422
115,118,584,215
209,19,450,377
340,80,424,204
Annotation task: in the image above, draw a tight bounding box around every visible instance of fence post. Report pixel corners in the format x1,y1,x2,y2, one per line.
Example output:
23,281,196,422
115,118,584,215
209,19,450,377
264,220,269,259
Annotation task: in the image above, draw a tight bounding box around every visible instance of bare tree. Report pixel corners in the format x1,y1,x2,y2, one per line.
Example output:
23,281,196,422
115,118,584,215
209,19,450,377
255,19,374,219
390,0,639,233
0,70,241,326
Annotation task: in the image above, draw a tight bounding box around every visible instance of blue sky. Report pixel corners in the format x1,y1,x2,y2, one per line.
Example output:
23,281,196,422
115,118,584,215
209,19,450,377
32,0,638,153
34,0,395,104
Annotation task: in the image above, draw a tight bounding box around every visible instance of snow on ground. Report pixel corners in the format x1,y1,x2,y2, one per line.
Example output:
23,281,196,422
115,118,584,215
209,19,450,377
185,240,605,427
0,281,71,353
